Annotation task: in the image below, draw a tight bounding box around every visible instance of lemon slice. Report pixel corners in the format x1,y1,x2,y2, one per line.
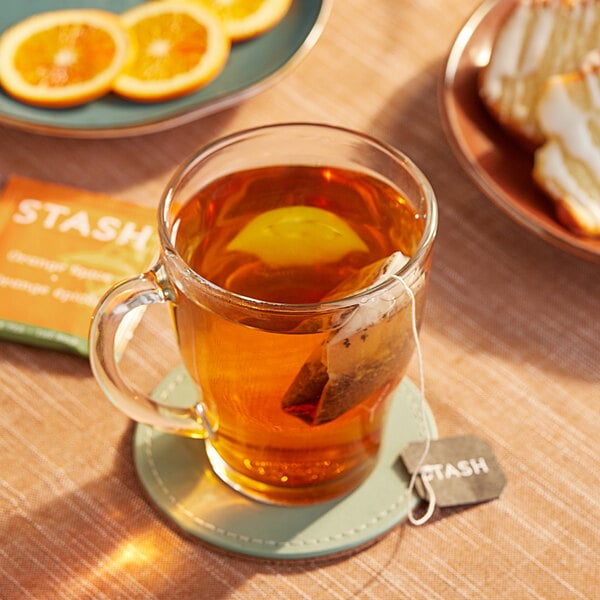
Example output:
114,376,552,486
0,9,130,108
113,1,230,102
184,0,292,41
227,206,368,266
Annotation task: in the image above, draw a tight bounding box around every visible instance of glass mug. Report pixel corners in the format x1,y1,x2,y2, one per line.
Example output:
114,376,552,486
89,123,437,505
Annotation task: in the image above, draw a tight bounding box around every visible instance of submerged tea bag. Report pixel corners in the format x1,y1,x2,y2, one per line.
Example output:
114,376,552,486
282,251,413,424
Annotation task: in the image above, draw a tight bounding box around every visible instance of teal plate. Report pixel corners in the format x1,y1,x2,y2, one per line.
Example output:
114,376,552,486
0,0,330,138
133,366,438,560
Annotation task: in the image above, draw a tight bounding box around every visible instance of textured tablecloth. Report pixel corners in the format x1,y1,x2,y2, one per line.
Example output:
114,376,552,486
1,1,598,598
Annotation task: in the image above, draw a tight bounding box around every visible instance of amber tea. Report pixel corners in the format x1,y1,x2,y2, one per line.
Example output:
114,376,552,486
89,123,437,507
171,165,426,503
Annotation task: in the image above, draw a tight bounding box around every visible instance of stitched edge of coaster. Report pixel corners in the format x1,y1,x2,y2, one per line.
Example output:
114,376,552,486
141,371,415,551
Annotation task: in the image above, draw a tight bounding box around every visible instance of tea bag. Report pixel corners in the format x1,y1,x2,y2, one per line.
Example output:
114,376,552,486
282,251,412,425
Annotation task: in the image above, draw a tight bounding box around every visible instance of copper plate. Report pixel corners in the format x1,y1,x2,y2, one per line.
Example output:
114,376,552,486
439,0,600,263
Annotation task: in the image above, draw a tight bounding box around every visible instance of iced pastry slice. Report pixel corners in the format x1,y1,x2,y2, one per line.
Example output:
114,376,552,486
533,54,600,236
479,0,600,148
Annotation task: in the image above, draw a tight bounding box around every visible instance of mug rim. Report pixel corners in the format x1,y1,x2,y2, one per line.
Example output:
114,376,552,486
158,122,438,313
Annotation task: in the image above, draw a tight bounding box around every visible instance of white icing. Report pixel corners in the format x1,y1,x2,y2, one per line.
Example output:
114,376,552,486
541,143,600,228
482,1,565,99
520,4,556,74
538,75,600,176
537,143,591,215
483,2,532,100
536,69,600,230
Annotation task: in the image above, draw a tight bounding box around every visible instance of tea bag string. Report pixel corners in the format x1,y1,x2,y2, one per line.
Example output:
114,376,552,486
391,274,436,526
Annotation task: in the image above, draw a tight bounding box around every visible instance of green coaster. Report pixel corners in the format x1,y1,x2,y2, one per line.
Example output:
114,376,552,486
133,366,437,560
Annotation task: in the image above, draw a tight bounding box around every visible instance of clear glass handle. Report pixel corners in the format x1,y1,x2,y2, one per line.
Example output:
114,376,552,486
88,268,209,438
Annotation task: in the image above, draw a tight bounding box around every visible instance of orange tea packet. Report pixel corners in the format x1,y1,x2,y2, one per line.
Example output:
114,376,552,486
0,175,158,355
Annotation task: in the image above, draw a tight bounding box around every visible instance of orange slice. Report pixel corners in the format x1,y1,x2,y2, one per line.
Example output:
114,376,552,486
227,206,368,267
113,1,230,103
0,9,130,108
186,0,292,41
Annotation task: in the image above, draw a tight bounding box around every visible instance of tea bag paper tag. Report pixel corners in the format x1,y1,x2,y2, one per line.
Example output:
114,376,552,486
401,435,507,507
